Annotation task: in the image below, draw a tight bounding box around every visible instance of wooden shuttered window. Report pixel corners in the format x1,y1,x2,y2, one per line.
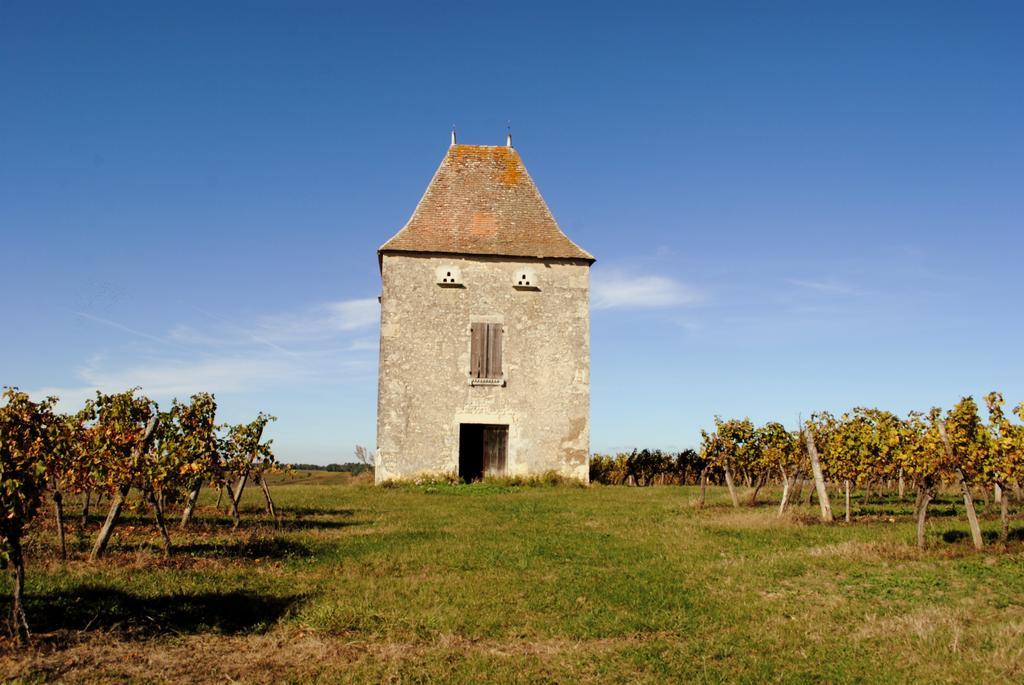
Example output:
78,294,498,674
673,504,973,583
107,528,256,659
470,323,503,379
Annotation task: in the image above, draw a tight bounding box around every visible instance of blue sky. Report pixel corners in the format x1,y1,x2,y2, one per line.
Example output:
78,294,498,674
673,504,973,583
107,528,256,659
2,1,1022,462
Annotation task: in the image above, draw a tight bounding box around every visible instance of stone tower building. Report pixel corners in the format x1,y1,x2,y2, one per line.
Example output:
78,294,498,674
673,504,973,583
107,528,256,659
376,138,594,483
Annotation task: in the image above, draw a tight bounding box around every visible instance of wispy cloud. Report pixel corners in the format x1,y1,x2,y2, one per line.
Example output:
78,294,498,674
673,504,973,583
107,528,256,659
74,312,185,349
172,298,379,349
35,297,379,409
592,271,703,310
786,278,863,296
37,355,292,408
252,298,379,340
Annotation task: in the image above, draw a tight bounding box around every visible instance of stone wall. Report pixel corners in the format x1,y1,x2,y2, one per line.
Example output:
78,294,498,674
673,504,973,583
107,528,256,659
376,252,590,482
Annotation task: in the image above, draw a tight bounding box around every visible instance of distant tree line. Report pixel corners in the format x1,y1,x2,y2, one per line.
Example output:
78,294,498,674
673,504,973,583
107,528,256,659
590,449,723,488
288,445,375,476
288,462,373,476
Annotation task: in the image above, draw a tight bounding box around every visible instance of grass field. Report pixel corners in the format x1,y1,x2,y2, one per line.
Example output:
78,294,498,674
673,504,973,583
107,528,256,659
2,472,1023,683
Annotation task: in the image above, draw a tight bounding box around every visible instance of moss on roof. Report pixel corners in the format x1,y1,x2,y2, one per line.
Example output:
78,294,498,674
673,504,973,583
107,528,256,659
379,144,594,262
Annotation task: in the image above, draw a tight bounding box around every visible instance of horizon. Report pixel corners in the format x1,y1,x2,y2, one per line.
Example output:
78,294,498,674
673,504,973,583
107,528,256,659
3,1,1022,463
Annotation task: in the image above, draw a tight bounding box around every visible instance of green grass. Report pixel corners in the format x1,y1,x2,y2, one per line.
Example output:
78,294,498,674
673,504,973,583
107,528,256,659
2,473,1023,683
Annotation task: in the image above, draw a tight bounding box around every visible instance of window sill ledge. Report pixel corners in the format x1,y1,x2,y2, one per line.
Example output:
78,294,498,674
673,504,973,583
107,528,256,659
469,378,505,387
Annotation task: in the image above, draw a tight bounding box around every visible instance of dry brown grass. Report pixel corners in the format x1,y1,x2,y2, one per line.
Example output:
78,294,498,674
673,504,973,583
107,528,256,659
806,540,927,560
0,630,680,684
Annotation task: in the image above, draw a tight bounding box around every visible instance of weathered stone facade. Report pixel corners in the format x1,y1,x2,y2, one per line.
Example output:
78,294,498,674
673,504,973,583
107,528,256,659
376,142,593,483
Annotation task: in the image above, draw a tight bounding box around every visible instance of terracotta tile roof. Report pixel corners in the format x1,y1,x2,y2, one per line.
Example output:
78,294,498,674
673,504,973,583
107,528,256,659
379,144,594,262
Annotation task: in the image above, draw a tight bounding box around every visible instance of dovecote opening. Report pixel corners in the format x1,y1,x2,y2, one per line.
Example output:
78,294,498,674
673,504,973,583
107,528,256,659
436,265,463,287
513,267,539,290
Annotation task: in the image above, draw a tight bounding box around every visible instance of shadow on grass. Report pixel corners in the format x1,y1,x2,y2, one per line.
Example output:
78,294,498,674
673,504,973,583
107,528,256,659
21,587,304,637
279,518,366,532
78,506,358,528
181,512,365,532
226,518,366,532
942,528,1024,544
278,506,357,517
176,537,314,559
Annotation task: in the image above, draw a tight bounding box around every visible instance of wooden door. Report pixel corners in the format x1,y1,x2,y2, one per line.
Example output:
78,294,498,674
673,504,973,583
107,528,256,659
482,425,507,476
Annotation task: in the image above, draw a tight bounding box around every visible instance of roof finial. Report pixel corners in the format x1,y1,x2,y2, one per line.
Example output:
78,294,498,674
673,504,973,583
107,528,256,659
506,121,513,148
451,126,457,147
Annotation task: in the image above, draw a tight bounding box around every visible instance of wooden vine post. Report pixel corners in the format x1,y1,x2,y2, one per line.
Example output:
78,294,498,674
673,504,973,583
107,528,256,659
91,415,159,561
937,420,984,551
723,462,740,508
803,425,833,522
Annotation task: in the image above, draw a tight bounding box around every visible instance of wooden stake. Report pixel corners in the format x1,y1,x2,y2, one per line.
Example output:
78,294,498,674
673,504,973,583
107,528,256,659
723,462,740,508
804,426,833,522
937,421,983,551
